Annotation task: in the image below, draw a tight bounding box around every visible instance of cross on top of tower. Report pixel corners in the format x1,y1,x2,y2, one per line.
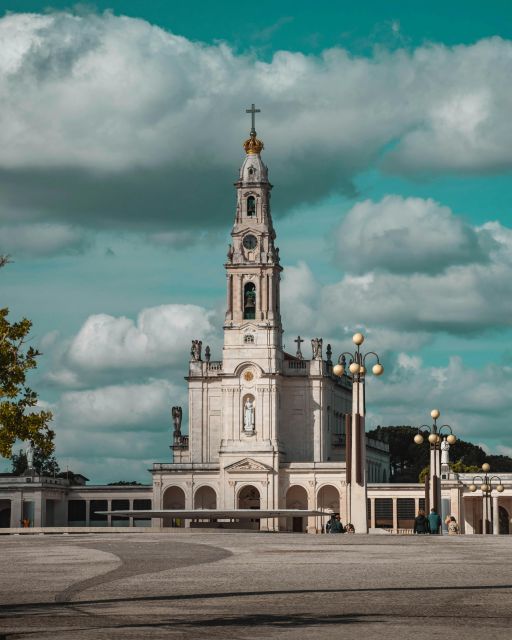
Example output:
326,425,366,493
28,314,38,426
246,103,261,135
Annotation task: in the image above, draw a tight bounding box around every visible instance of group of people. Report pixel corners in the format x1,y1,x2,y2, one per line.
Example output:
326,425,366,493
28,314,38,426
414,508,460,534
325,514,355,534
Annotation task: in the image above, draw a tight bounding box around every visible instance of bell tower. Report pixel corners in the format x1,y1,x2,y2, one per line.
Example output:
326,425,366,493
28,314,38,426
223,104,283,375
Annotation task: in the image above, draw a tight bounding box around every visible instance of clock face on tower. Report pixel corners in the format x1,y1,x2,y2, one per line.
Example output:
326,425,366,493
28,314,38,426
243,234,257,250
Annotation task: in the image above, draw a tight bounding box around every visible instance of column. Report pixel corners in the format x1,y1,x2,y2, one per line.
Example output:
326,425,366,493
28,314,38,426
414,497,419,517
107,499,112,527
85,500,91,526
493,495,499,535
129,499,134,528
370,497,376,529
392,497,398,532
226,275,232,318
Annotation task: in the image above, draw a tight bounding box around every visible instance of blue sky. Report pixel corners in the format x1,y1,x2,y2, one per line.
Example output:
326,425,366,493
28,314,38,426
1,2,512,482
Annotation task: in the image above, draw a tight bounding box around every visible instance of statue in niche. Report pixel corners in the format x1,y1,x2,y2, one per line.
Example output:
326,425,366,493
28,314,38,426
190,339,202,361
243,397,255,432
441,437,450,465
311,337,323,360
171,407,182,436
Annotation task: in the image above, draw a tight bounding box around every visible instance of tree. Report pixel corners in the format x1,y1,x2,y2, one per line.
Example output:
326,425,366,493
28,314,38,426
11,447,60,476
418,460,480,483
0,308,54,458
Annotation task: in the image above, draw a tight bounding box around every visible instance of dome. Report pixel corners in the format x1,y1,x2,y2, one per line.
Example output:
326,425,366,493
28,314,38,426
239,152,268,183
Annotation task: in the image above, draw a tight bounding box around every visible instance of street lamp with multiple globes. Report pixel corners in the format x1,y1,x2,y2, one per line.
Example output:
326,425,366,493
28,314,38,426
413,410,457,517
469,463,504,535
332,332,384,533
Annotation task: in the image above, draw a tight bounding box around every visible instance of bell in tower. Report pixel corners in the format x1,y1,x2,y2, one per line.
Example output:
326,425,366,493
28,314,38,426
243,282,256,319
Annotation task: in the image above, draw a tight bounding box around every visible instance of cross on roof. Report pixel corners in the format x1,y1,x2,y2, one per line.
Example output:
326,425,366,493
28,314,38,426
246,103,261,134
294,335,304,360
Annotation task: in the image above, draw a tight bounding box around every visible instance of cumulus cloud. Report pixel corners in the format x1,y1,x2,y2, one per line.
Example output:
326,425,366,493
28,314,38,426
62,304,215,374
366,357,512,449
321,218,512,335
1,12,512,232
336,196,491,274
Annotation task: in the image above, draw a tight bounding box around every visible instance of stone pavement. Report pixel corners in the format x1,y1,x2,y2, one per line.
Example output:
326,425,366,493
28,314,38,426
0,532,511,639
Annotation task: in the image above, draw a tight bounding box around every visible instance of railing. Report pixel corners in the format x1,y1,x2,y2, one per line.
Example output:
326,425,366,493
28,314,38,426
287,361,307,369
207,361,223,371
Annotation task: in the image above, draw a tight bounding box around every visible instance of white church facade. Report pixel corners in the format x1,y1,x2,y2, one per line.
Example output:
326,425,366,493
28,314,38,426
152,119,397,532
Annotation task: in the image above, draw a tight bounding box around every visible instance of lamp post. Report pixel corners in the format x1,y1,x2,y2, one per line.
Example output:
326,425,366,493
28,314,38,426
332,332,383,533
469,464,504,535
413,410,456,518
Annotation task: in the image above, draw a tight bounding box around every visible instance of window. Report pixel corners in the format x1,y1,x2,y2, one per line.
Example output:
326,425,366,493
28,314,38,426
247,196,256,216
244,334,254,344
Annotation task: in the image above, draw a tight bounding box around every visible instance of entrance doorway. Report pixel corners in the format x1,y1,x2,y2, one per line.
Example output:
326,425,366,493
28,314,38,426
499,506,510,534
162,486,186,527
237,485,260,529
286,485,308,533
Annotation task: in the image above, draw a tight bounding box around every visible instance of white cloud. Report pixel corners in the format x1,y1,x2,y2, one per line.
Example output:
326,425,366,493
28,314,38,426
66,303,215,371
2,13,512,231
336,196,490,274
367,357,512,448
57,379,182,431
321,218,512,335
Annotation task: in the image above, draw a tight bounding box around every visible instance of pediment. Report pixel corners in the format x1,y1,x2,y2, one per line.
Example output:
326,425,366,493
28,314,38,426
224,458,273,473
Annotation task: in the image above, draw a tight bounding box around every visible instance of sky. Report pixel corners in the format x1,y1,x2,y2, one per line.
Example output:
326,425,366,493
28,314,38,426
1,1,512,483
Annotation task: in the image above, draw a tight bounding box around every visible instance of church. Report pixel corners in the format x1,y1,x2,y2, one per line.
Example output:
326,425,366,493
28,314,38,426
1,112,511,535
152,110,390,532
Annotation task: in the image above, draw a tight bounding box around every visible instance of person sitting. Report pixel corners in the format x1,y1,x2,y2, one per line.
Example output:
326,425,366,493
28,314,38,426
413,509,429,534
428,508,442,534
345,523,355,533
447,516,460,535
329,514,345,534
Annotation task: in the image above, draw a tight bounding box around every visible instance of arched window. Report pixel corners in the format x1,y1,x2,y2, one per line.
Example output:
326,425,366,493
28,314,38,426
244,334,254,344
247,196,256,217
243,282,256,319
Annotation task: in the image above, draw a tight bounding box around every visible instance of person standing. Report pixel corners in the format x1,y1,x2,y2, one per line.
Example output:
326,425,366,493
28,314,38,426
428,508,442,534
413,509,429,534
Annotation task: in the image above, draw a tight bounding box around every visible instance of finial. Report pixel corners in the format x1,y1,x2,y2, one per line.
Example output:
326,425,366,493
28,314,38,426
243,103,264,155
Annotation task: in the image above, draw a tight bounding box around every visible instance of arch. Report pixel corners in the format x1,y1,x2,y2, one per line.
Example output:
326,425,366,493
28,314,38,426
162,485,186,528
243,282,256,319
317,485,341,514
499,506,510,535
194,485,217,509
286,484,308,533
247,195,256,216
237,484,260,509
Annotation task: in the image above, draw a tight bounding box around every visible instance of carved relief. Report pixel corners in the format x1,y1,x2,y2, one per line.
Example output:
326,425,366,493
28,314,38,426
225,458,273,472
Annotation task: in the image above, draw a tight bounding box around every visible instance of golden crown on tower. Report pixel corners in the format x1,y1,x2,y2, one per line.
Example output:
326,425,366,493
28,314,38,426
243,131,264,155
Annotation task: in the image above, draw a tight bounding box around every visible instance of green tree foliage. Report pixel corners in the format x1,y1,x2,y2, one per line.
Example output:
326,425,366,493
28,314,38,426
367,426,512,483
418,460,480,483
0,308,54,458
11,447,60,476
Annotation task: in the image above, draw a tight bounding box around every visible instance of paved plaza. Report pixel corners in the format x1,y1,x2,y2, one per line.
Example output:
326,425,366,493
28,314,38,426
0,532,511,639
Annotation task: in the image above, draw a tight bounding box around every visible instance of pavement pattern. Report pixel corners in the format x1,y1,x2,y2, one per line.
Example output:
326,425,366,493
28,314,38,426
0,532,511,639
